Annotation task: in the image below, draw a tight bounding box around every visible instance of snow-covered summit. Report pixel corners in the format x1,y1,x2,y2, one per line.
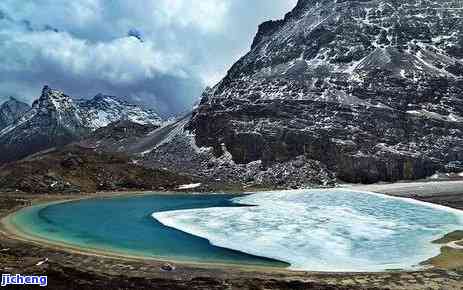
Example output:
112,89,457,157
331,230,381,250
78,93,162,130
0,86,163,163
31,86,85,131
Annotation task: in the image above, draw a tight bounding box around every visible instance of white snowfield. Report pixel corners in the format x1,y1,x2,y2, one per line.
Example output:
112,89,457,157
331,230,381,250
153,189,463,272
177,183,202,190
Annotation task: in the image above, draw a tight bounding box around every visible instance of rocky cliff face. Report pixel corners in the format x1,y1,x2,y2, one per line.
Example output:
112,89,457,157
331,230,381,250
0,97,30,130
0,86,162,163
188,0,463,183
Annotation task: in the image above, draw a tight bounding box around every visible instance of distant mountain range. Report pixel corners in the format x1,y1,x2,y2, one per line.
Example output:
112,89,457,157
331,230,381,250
0,86,162,164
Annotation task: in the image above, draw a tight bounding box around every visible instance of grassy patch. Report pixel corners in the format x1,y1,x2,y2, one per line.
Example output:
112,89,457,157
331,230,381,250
432,231,463,244
424,246,463,270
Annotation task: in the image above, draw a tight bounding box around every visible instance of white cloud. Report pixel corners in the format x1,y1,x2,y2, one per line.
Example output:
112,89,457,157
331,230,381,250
0,0,103,30
153,0,230,33
0,0,297,115
0,29,187,84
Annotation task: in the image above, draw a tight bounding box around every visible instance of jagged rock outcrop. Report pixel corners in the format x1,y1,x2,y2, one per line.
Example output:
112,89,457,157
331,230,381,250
0,97,30,130
188,0,463,183
0,86,162,163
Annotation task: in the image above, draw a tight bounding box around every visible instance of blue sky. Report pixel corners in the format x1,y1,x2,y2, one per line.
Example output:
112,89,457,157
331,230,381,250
0,0,296,116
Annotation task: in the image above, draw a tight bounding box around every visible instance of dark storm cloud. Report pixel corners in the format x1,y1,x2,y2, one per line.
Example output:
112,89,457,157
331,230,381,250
0,0,296,116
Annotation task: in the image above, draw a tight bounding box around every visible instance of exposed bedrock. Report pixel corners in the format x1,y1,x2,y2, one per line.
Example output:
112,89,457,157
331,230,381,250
189,97,462,183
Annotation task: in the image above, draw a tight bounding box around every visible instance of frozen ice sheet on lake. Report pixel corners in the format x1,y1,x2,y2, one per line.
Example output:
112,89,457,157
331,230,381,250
153,189,463,272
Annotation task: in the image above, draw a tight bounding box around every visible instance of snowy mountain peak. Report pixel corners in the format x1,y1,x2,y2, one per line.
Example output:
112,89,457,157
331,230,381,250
78,93,162,130
34,86,76,113
32,85,83,128
0,97,30,130
29,86,162,130
37,85,66,104
0,86,163,164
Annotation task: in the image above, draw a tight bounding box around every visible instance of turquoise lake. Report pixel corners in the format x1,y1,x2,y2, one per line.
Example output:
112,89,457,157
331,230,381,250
9,194,288,267
8,190,463,271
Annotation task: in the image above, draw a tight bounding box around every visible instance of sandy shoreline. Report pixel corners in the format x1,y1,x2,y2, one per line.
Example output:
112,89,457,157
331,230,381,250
2,181,463,273
0,181,463,289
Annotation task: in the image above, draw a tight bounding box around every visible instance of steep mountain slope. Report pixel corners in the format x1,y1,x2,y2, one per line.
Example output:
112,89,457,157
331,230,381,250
0,86,162,163
0,97,30,130
85,120,160,153
188,0,463,183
